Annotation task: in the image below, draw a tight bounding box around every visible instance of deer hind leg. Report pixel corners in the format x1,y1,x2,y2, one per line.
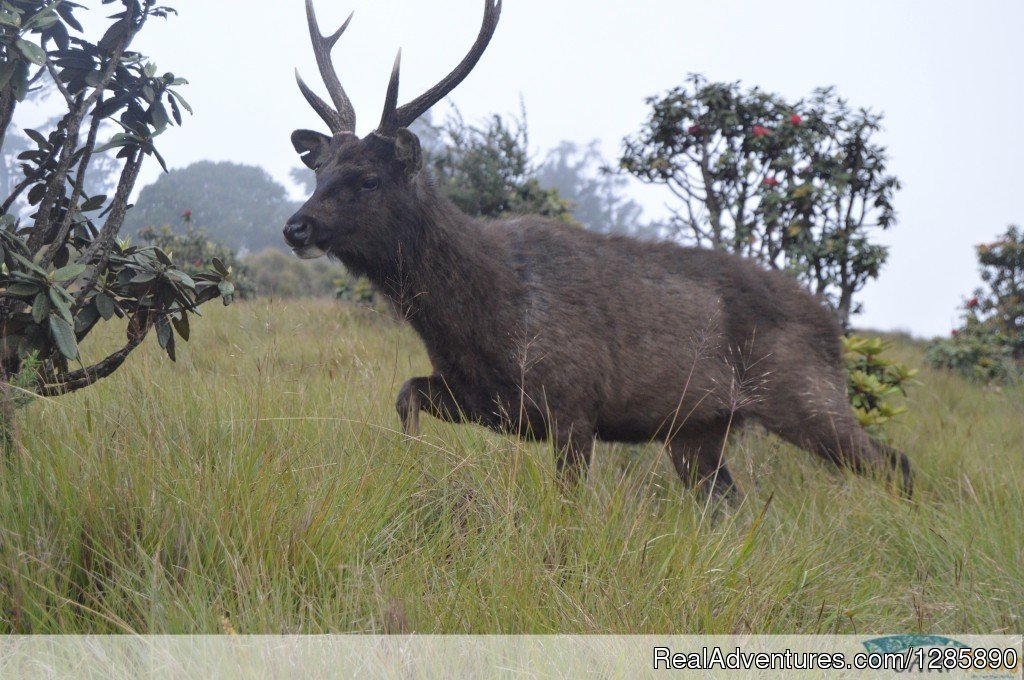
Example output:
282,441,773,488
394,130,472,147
762,387,913,497
667,419,739,503
395,375,463,436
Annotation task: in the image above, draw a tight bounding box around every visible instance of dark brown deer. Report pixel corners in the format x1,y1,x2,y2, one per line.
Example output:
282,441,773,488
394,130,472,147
284,0,912,500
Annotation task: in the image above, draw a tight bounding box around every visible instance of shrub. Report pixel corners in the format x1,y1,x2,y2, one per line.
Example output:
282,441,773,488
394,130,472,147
335,275,375,305
137,215,253,300
842,335,916,436
925,329,1018,384
243,248,339,298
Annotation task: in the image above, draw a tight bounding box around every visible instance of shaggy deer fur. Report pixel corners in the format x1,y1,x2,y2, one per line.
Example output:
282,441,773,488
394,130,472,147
284,0,912,499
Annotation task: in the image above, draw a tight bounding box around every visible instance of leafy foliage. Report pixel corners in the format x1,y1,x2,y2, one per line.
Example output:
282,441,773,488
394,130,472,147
842,335,916,435
620,75,899,329
137,214,251,300
974,225,1024,357
125,160,301,253
925,325,1019,384
1,0,231,404
926,225,1024,383
335,275,375,305
424,110,575,221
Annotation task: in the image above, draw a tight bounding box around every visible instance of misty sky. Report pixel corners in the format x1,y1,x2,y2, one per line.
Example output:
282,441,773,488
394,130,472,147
12,1,1024,337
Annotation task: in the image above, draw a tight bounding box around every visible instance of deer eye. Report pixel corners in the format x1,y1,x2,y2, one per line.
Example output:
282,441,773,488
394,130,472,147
361,176,380,192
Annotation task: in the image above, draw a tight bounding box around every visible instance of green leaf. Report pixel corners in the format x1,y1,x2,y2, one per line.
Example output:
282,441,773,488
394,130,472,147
48,287,73,325
130,272,157,284
15,38,47,66
48,316,79,360
165,331,176,361
10,60,29,101
81,195,107,212
156,317,171,349
171,313,190,341
95,292,116,320
0,9,21,28
25,128,48,147
75,301,100,336
168,90,193,114
32,291,50,324
4,282,40,297
149,101,170,130
52,263,86,282
24,8,58,30
10,251,46,276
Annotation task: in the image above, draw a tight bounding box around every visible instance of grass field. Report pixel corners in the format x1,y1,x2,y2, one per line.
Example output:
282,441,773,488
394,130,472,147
1,298,1021,634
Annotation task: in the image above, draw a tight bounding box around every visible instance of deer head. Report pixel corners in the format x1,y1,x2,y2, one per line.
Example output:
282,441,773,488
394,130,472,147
284,0,502,261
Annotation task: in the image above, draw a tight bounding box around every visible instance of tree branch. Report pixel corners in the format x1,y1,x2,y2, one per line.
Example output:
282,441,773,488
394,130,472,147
36,325,149,397
74,148,143,308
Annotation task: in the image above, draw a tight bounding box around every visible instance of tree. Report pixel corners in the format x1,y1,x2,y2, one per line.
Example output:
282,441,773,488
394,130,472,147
1,1,233,447
974,225,1024,358
779,89,899,326
621,75,799,258
927,225,1024,382
536,141,648,237
425,109,574,221
620,75,899,329
124,160,301,253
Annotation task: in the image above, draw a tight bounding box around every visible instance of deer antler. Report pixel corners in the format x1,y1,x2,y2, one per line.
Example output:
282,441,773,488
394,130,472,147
376,0,501,136
296,0,357,134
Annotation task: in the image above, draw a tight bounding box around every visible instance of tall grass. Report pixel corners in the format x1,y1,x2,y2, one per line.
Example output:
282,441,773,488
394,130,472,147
1,299,1021,633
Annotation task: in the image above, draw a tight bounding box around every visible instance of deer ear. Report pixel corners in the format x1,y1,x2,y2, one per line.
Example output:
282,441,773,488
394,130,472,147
393,127,423,178
291,130,331,170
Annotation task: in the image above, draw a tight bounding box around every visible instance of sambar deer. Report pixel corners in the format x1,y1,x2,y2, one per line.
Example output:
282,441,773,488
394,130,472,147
284,0,913,500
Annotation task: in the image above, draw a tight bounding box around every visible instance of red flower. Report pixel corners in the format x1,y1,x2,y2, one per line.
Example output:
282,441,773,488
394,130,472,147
762,177,780,188
966,296,979,309
687,124,701,135
752,125,771,137
193,259,202,267
789,113,803,125
183,209,193,222
951,329,960,337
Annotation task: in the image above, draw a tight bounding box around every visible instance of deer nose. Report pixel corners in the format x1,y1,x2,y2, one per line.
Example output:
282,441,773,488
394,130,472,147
283,218,313,247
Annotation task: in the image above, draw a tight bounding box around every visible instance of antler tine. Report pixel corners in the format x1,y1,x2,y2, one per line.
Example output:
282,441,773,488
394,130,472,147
377,50,402,132
296,71,347,134
377,0,501,135
300,0,356,133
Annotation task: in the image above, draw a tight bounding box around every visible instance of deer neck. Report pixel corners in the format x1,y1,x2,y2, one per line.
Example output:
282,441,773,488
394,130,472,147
360,190,519,366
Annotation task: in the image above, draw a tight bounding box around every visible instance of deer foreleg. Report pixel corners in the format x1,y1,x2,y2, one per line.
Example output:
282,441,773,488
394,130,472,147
395,375,462,436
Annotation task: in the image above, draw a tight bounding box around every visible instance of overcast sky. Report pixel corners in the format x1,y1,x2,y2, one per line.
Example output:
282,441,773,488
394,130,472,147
12,1,1024,337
